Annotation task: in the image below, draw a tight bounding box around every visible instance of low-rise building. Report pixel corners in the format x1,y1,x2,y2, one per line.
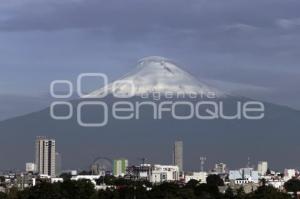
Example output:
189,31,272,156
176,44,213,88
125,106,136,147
284,169,296,181
229,168,259,184
266,179,285,189
71,175,102,185
25,163,37,173
51,178,63,183
150,165,179,183
126,164,179,183
185,172,207,183
214,163,227,174
126,164,152,181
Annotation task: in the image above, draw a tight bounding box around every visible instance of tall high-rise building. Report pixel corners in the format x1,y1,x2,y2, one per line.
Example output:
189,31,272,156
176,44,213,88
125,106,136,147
173,141,183,172
35,136,56,177
55,152,62,176
113,159,128,177
257,161,268,176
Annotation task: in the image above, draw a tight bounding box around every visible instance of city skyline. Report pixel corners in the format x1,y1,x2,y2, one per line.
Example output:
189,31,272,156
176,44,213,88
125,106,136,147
15,137,296,174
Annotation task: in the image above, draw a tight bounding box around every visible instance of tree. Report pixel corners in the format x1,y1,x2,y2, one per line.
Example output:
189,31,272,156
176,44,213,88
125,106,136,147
224,187,234,198
23,182,62,199
150,182,180,199
248,185,291,199
194,183,220,198
185,179,199,189
206,174,224,186
75,179,96,199
96,176,116,185
0,192,7,199
78,170,92,175
13,179,97,199
284,178,300,197
0,176,5,189
236,187,246,199
91,190,117,199
178,188,197,199
59,179,95,199
260,178,267,187
59,172,72,181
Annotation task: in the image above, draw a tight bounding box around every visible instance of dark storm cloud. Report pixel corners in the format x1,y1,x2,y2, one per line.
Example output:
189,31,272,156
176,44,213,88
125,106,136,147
0,0,300,109
1,0,300,57
4,0,298,59
1,0,300,32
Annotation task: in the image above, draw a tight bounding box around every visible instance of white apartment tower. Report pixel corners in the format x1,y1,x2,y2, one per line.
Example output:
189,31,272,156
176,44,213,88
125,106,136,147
55,152,62,176
113,159,129,177
173,141,183,172
257,161,268,176
35,136,56,177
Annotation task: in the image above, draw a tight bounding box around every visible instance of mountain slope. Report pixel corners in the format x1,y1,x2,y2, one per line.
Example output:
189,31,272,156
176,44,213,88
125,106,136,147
87,56,225,97
0,57,300,171
0,96,300,171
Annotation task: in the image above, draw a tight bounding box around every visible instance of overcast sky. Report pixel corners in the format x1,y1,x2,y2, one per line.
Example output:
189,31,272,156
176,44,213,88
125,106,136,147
0,0,300,118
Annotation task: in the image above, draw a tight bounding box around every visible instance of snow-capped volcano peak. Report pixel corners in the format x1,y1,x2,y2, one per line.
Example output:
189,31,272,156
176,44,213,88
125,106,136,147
87,56,225,98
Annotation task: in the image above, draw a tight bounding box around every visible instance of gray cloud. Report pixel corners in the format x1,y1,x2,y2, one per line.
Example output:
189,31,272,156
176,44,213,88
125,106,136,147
0,0,300,109
0,0,299,32
276,18,300,29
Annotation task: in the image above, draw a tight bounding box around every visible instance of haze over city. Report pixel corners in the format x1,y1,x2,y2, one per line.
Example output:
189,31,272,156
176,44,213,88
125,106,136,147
0,1,300,198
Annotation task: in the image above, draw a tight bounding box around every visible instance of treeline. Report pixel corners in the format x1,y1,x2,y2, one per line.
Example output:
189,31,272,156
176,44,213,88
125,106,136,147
0,175,298,199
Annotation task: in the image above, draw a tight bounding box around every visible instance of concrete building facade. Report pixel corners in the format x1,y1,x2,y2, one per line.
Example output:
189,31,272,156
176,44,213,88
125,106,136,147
113,159,128,177
173,141,183,172
35,137,56,177
257,161,268,176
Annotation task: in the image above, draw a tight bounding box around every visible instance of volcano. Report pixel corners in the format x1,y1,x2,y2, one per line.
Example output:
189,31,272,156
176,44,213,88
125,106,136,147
0,57,299,171
87,56,225,97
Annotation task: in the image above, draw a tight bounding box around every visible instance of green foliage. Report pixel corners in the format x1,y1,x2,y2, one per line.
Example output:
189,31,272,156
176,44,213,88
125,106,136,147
59,173,72,181
150,182,180,199
78,171,93,175
0,177,5,183
0,192,7,199
13,180,95,199
284,178,300,194
185,179,199,189
96,176,151,188
224,187,234,198
260,178,267,187
247,185,291,199
194,183,220,198
95,176,117,185
236,187,246,199
2,178,294,199
206,174,224,186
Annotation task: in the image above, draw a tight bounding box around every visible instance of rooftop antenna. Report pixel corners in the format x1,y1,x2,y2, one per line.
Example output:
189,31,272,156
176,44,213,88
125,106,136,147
247,157,251,168
138,158,147,165
200,157,206,172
